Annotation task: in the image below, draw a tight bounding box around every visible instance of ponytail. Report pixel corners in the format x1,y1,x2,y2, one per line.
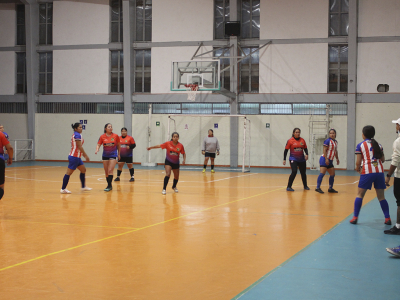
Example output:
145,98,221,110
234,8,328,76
362,125,383,159
71,123,80,131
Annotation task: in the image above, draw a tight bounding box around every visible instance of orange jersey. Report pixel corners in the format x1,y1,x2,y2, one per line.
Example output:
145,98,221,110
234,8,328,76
119,135,135,158
285,137,307,162
98,133,120,157
160,141,185,164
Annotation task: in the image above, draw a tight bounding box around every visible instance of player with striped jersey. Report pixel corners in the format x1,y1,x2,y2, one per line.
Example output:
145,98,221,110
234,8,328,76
315,129,340,194
60,123,92,194
350,125,391,225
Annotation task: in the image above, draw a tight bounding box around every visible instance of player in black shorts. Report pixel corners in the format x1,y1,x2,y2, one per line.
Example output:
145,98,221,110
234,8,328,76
0,131,13,200
115,127,136,182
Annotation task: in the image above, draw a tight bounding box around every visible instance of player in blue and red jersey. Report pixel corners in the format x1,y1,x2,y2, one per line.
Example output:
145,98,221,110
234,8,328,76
0,125,10,161
0,131,13,200
95,123,120,192
60,123,91,194
147,132,186,195
350,125,391,225
315,129,340,194
283,128,309,191
114,127,136,182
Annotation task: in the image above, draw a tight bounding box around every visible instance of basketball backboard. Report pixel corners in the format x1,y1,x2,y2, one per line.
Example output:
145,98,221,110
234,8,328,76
171,60,221,91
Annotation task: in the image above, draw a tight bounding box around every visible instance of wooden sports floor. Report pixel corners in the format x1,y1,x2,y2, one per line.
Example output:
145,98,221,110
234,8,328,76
0,163,390,299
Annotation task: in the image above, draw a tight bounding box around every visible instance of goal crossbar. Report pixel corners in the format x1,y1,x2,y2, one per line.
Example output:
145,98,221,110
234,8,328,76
167,114,251,172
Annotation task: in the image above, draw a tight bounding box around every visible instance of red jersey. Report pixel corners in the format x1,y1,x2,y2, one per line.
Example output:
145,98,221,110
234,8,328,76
285,137,307,162
161,141,185,164
98,133,120,157
69,132,84,158
0,132,9,160
355,139,384,174
119,135,135,158
322,138,338,160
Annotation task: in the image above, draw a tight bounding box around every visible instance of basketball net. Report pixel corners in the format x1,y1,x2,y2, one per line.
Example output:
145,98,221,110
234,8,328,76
184,84,199,101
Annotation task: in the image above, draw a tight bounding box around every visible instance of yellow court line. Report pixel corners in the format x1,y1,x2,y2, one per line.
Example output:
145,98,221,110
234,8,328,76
3,220,138,230
0,186,285,273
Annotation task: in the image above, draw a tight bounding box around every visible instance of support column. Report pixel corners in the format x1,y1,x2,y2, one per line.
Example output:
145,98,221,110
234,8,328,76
346,0,358,170
229,0,239,168
24,1,39,159
122,0,133,135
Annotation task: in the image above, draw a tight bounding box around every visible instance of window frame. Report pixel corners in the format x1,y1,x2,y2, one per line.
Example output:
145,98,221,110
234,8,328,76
16,52,27,94
110,50,124,93
240,0,260,39
134,0,152,42
329,0,349,36
110,0,123,43
328,44,348,93
39,3,53,45
214,0,230,40
16,4,26,46
38,52,53,94
133,49,151,93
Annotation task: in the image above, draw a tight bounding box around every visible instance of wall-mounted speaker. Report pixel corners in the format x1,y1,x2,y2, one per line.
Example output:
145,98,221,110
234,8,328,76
224,21,241,37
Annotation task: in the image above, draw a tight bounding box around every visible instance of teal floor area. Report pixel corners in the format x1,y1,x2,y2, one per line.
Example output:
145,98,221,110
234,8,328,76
233,186,400,300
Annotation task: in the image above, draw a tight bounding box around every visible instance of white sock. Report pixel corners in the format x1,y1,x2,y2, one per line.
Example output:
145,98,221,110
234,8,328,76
396,223,400,229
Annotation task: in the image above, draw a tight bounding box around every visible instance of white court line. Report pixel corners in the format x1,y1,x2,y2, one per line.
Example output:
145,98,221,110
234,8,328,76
6,166,62,171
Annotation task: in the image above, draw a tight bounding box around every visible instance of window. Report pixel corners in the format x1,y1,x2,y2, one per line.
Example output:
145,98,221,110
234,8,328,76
214,47,230,91
238,103,347,115
214,0,230,39
0,103,27,114
261,104,292,114
39,52,53,94
239,47,259,93
135,0,152,41
16,4,25,46
134,49,151,93
36,103,125,114
110,0,123,42
329,0,349,36
16,52,27,94
110,50,124,93
328,45,348,92
39,3,53,45
241,0,260,39
138,103,230,114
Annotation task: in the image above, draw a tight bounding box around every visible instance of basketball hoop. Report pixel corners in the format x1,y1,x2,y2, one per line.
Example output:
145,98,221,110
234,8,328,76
184,84,199,101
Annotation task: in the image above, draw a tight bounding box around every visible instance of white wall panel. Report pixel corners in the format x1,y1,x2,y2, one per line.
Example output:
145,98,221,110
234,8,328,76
53,0,109,45
261,0,328,39
53,49,109,94
35,114,123,160
259,44,328,93
356,103,400,170
0,52,16,95
153,0,213,42
359,0,400,37
0,4,16,47
151,46,213,94
358,43,400,93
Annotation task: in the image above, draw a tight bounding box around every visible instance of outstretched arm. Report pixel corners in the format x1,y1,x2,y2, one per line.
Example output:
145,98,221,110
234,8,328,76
147,145,161,150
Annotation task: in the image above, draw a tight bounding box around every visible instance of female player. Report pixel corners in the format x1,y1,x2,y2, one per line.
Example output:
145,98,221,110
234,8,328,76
0,125,9,160
147,132,186,195
350,125,391,225
283,128,309,191
95,123,120,192
202,129,220,173
315,129,340,193
0,131,13,200
115,127,136,182
61,123,92,194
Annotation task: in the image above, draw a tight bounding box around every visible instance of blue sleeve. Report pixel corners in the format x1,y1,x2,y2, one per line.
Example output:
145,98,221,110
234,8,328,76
74,132,82,140
355,142,361,154
323,138,330,147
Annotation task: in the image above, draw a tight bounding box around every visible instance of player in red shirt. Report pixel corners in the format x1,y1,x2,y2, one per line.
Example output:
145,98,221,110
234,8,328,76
283,128,309,191
60,123,91,194
95,123,120,191
147,132,186,195
114,127,136,182
0,131,13,200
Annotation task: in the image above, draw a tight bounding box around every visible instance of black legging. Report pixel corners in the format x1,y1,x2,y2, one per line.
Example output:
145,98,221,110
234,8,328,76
287,160,307,188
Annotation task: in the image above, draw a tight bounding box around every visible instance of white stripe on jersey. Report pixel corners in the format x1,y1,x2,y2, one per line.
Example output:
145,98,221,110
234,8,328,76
326,139,337,160
360,141,383,174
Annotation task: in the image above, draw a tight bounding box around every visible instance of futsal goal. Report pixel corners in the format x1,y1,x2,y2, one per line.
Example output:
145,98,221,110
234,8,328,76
167,114,251,173
9,139,34,161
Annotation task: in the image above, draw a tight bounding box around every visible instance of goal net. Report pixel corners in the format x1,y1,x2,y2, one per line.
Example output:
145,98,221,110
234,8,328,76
9,139,34,161
167,114,251,172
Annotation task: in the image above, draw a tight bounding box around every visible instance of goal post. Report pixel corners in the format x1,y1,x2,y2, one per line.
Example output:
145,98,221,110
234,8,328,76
9,139,34,161
167,114,251,173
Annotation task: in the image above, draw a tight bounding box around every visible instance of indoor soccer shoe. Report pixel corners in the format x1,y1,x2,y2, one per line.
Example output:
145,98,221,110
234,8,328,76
172,187,178,193
162,189,166,195
385,218,392,225
315,188,324,194
328,188,338,193
114,177,120,181
202,169,206,173
384,226,400,235
304,186,310,190
211,169,215,173
129,177,135,182
104,187,112,192
60,189,71,194
81,186,92,191
386,246,400,257
286,187,294,192
350,216,358,224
